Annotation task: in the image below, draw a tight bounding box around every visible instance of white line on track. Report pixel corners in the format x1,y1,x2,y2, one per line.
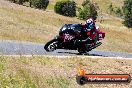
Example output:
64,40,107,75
1,55,132,60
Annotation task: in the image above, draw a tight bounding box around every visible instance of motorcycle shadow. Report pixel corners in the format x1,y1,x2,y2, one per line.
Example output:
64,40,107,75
57,51,108,57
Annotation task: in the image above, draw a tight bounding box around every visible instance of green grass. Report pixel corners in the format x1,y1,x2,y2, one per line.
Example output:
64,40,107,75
0,56,132,88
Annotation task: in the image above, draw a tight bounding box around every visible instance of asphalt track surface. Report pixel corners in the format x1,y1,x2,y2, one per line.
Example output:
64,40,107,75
0,40,132,59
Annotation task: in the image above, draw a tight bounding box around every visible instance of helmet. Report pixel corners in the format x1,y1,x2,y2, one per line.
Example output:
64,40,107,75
86,18,95,29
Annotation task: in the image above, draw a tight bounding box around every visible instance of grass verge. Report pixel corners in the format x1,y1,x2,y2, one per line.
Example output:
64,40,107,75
0,56,132,88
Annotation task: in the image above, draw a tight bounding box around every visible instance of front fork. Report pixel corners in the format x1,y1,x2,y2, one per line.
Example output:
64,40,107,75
54,35,66,49
54,35,60,40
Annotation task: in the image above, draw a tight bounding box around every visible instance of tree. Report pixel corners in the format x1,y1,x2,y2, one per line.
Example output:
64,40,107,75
114,7,123,17
31,0,49,10
29,0,32,7
18,0,23,5
77,0,98,20
54,0,76,17
122,0,132,28
8,0,16,3
8,0,28,5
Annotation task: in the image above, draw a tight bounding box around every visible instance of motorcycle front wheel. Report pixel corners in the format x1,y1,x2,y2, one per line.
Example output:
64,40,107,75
44,39,59,52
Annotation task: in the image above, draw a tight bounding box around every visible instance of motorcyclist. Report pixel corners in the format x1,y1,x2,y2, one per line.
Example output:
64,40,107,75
79,18,97,45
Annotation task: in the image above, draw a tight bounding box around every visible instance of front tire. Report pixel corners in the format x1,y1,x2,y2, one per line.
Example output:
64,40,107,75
44,39,59,52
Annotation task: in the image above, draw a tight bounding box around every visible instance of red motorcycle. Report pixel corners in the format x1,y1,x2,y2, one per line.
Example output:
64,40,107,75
44,24,105,54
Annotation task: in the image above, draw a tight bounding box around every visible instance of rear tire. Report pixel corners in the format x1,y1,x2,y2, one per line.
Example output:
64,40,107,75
76,40,87,54
44,39,59,52
78,48,87,54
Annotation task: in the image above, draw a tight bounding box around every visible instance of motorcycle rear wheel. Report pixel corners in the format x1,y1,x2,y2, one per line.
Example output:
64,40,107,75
77,47,87,54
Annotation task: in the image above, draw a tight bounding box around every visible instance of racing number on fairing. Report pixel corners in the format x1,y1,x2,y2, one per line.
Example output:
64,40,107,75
64,33,74,41
99,33,103,40
99,34,102,38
